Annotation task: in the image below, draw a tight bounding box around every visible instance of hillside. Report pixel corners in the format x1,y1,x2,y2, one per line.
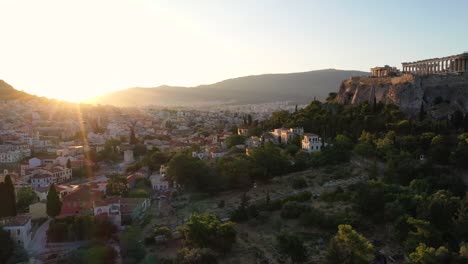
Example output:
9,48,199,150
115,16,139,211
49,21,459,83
88,69,368,107
337,74,468,118
0,80,34,101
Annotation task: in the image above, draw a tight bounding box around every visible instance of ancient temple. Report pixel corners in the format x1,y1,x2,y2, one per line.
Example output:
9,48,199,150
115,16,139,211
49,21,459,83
371,65,399,77
402,52,468,75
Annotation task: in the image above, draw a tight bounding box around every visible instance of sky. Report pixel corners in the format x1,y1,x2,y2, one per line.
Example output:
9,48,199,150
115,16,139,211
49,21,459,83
1,0,467,102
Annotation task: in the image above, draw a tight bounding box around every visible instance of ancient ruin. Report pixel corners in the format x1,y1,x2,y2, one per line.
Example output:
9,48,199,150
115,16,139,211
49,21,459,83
371,65,399,77
402,52,468,75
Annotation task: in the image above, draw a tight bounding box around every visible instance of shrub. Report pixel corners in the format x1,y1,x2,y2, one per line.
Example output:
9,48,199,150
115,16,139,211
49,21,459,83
292,177,308,189
281,202,309,219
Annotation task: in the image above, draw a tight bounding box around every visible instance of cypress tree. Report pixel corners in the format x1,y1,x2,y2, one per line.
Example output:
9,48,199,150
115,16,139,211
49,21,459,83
66,159,71,169
46,184,62,218
419,102,426,121
0,183,7,217
4,175,16,216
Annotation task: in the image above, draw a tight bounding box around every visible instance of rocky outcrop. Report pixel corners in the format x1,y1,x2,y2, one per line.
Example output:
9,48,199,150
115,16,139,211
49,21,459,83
337,74,468,117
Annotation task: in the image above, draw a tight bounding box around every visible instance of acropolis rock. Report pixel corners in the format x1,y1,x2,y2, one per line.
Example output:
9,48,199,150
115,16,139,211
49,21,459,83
337,74,468,118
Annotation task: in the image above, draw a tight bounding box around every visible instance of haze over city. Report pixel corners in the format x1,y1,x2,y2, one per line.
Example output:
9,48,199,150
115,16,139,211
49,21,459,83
1,0,468,101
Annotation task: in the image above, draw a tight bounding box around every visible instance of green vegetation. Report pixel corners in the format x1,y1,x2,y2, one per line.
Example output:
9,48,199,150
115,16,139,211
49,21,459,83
46,183,62,218
16,187,38,213
0,175,17,217
47,216,117,242
326,224,375,264
178,213,236,253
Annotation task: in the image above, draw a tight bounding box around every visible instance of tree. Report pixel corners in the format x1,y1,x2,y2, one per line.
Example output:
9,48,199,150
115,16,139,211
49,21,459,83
226,135,246,148
249,144,290,180
16,187,37,213
120,227,146,264
67,244,117,264
326,225,375,264
46,184,62,218
3,175,16,217
66,159,72,169
276,232,307,263
106,174,129,196
355,180,385,219
0,229,14,263
178,213,236,253
216,156,253,189
177,248,218,264
167,153,217,192
408,243,450,264
292,177,307,189
419,102,426,121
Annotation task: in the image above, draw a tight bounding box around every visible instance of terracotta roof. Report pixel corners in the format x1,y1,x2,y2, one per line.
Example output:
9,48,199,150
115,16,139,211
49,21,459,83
32,174,52,180
0,215,31,227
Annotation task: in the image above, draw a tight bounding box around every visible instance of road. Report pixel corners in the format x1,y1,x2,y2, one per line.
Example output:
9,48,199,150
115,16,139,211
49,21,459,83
28,218,51,256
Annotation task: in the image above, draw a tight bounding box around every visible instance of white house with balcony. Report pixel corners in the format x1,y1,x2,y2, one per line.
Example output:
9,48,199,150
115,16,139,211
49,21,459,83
301,133,324,153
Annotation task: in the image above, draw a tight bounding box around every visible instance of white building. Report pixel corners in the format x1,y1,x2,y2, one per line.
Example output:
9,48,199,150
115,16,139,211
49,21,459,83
237,128,249,136
301,133,324,153
150,173,170,191
271,127,304,144
28,157,42,168
0,215,32,248
124,150,134,164
31,174,53,188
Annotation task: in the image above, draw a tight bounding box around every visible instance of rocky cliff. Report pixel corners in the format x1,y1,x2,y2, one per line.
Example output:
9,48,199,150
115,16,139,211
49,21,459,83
337,74,468,117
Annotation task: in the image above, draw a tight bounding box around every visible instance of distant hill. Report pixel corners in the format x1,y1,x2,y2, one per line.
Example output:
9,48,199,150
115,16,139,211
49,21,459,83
0,80,34,101
88,69,368,107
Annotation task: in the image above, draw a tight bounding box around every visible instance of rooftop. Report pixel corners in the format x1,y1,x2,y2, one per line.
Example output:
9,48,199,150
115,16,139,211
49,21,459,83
0,215,31,227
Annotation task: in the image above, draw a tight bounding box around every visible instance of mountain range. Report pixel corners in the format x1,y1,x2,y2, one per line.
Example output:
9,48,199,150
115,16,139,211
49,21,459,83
87,69,368,107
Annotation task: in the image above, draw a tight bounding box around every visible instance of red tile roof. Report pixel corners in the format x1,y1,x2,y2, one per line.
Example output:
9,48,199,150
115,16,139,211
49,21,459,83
0,215,31,227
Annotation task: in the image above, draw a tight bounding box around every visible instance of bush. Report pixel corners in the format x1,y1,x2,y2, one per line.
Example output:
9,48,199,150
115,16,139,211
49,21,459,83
154,226,172,239
190,193,210,201
177,248,218,264
292,177,308,189
283,191,312,203
281,202,309,219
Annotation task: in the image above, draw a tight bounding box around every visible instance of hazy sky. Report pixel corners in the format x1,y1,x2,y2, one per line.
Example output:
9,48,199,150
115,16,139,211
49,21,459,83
1,0,467,101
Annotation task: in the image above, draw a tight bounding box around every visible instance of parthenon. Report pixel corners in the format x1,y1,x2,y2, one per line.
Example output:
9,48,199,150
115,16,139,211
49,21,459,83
402,52,468,75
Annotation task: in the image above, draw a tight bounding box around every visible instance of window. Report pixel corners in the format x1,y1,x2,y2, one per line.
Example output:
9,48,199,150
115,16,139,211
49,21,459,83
17,229,20,235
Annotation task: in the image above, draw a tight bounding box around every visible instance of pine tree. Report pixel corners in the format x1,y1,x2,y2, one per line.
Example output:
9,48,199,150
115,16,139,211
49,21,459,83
46,184,62,218
4,175,16,217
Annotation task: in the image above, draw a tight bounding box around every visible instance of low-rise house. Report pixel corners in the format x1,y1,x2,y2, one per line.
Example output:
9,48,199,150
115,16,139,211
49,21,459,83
0,215,32,247
93,198,122,227
237,128,249,136
192,151,209,160
301,133,324,153
150,173,170,191
28,157,42,169
31,174,53,188
93,197,150,227
246,136,262,148
271,127,304,144
58,185,103,218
